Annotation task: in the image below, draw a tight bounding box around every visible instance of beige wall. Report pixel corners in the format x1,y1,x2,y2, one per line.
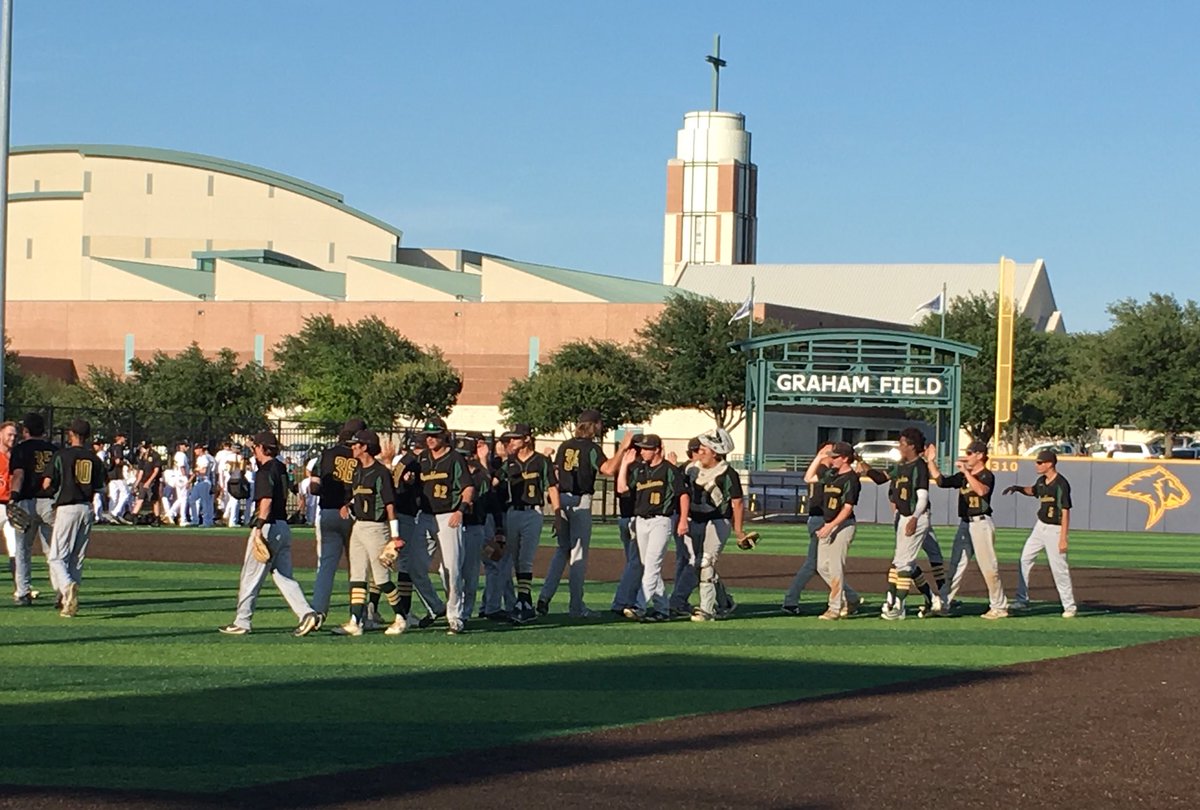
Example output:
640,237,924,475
344,259,461,302
480,257,603,303
6,198,85,299
212,259,337,302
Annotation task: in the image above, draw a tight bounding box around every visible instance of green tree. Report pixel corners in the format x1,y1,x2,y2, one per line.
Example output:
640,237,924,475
636,294,785,429
272,314,424,422
1025,332,1119,448
915,292,1068,444
362,352,463,427
500,339,658,434
1102,293,1200,451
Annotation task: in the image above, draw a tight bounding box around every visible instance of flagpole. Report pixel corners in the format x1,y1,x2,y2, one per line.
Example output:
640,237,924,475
939,281,947,339
748,277,755,340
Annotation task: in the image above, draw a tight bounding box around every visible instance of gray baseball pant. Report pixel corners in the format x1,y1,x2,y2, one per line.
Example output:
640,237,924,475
348,520,391,585
1015,519,1074,611
46,503,93,596
13,498,54,599
500,508,543,581
968,517,1008,611
418,512,465,628
635,515,672,615
398,513,445,615
611,516,644,611
893,512,933,572
817,520,856,614
669,516,699,612
694,518,731,617
482,515,516,614
462,522,485,619
784,515,860,608
232,521,313,631
943,521,974,604
538,493,593,614
312,508,352,615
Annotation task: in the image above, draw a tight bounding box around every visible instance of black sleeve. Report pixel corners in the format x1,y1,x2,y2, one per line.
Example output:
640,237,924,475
253,464,274,502
378,466,396,504
844,475,861,506
1059,477,1072,510
725,468,744,500
937,472,966,489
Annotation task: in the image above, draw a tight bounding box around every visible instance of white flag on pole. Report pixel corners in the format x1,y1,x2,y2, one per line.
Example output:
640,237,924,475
728,291,753,325
913,291,944,318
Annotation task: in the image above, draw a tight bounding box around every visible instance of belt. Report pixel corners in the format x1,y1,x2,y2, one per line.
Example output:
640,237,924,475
510,504,541,511
967,515,991,522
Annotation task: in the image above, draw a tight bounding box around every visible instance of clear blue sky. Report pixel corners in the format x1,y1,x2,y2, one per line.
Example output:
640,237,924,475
12,1,1198,331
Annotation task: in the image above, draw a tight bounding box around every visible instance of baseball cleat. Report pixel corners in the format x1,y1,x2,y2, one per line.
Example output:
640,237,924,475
718,597,738,617
881,605,906,621
981,608,1009,620
60,583,79,617
483,610,510,621
690,609,715,622
668,605,692,618
363,604,382,631
780,605,802,616
313,612,326,631
1061,607,1078,618
331,620,364,636
418,609,446,629
641,611,669,623
13,594,32,607
818,609,841,621
536,599,549,616
29,589,40,601
446,622,465,636
570,607,601,619
293,612,320,637
218,623,250,635
621,607,643,621
384,616,408,635
1008,599,1030,611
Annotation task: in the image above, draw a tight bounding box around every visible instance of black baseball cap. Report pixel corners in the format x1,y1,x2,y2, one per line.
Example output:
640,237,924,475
500,424,533,441
421,417,449,435
1035,449,1058,464
351,429,381,456
633,434,662,450
251,431,279,452
405,431,424,448
829,441,854,458
454,435,477,454
578,409,603,424
67,418,91,439
965,440,989,455
686,437,701,455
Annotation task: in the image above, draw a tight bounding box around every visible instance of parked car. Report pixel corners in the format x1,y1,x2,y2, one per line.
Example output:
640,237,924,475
1163,447,1200,460
853,440,901,467
1023,442,1079,458
1090,442,1159,459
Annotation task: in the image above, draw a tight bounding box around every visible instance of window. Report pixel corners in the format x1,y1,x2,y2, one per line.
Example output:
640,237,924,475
207,175,214,196
146,173,154,194
83,171,92,193
81,236,90,256
144,238,152,258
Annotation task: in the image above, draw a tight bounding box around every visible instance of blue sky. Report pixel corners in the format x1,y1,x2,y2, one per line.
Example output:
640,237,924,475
12,1,1198,331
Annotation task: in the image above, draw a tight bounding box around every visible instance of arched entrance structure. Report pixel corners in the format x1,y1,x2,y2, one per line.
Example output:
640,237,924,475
734,329,980,469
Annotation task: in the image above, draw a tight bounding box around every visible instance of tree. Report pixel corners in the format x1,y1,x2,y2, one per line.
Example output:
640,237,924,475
915,292,1068,443
272,314,425,423
1102,294,1200,451
500,339,658,434
361,351,463,427
636,294,785,429
1026,332,1120,447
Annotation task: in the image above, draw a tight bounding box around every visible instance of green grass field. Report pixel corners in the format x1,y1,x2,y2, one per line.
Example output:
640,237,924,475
1,527,1198,793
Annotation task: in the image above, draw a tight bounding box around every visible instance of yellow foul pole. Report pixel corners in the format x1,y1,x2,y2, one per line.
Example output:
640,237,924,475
994,256,1016,451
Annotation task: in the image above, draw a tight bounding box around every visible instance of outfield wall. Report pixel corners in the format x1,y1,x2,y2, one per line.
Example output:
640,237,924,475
751,457,1199,533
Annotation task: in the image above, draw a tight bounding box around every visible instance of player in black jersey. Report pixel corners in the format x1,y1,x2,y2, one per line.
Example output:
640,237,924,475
499,423,558,624
926,440,1008,618
44,419,106,618
309,418,364,622
391,432,446,629
881,427,942,620
811,442,862,620
417,417,475,635
218,432,319,637
9,413,57,605
537,409,627,619
1005,449,1077,618
480,435,517,620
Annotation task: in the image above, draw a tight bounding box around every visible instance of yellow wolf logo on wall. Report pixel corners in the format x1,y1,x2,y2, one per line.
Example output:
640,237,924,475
1107,465,1191,530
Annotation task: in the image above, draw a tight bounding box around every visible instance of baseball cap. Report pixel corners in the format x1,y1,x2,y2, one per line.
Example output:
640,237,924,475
965,440,989,455
351,429,381,456
500,423,533,441
1035,449,1058,464
404,431,424,448
633,434,662,450
421,417,449,435
577,409,603,424
342,418,367,434
686,437,702,455
829,441,854,458
454,434,477,455
251,431,279,452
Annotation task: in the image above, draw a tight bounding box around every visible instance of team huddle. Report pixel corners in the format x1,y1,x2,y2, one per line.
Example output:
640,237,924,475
784,427,1076,621
1,409,1075,631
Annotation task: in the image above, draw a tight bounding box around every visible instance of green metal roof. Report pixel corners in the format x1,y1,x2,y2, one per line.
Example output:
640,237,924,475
221,258,346,301
192,248,320,270
8,191,84,202
350,257,482,300
93,258,215,299
492,258,676,303
13,144,404,239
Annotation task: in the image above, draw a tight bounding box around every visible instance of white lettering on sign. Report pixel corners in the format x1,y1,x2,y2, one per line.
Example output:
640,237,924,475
773,374,943,397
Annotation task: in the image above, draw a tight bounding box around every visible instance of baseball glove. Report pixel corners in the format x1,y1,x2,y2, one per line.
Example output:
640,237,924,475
6,503,32,532
736,531,760,551
379,543,401,570
250,529,271,564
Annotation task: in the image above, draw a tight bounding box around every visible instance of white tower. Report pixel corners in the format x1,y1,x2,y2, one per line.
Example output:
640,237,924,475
662,38,757,285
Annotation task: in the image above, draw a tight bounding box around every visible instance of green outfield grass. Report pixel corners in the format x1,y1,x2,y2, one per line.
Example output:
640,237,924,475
98,522,1200,573
1,555,1198,793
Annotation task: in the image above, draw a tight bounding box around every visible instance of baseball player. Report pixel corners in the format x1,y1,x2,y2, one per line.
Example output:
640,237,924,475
668,439,702,617
480,436,516,620
617,434,689,622
783,443,865,616
416,417,475,635
331,429,407,636
218,431,320,637
308,419,364,623
499,423,558,625
188,444,216,527
9,413,57,605
0,421,21,601
1004,449,1077,618
392,430,447,628
811,442,861,620
129,441,164,525
104,433,132,524
683,428,747,622
878,428,943,620
926,441,1008,618
90,438,108,522
460,433,501,620
165,440,191,525
43,419,106,618
538,409,626,619
610,446,644,616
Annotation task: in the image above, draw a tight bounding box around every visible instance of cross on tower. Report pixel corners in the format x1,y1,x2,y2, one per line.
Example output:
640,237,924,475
705,34,726,111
